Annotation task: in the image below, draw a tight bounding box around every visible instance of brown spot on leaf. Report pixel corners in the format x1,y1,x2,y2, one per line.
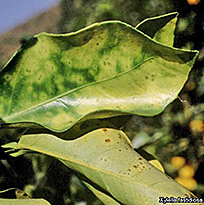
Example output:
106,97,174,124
105,138,111,143
103,128,108,132
138,158,142,160
165,174,171,179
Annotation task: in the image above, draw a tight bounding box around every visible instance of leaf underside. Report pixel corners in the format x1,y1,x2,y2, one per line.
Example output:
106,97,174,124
7,128,202,205
0,199,51,205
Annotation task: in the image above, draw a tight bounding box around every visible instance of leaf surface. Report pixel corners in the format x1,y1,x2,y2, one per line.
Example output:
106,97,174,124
136,12,178,46
6,129,203,205
83,181,120,205
0,19,198,131
0,199,50,205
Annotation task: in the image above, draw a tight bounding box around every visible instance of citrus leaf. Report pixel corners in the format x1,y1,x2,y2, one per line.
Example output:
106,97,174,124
0,199,50,205
83,181,120,205
136,12,178,46
7,129,202,205
136,148,165,173
0,20,198,132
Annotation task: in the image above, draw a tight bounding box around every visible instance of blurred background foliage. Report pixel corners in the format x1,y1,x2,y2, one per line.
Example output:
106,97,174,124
0,0,204,204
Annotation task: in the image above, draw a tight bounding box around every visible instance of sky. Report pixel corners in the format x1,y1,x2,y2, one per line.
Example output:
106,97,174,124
0,0,59,34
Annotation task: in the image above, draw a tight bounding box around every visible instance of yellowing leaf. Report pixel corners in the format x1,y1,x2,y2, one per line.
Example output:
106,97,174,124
0,199,50,205
6,128,202,205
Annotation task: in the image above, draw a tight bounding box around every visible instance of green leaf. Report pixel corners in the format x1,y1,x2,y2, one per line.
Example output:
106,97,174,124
136,12,178,46
7,129,202,205
0,199,50,205
1,142,17,149
0,19,198,132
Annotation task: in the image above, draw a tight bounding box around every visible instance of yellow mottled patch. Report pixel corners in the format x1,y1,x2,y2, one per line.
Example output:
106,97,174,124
50,113,76,130
98,55,117,79
39,92,48,101
60,56,73,68
89,64,98,77
27,86,33,93
89,29,107,51
36,37,52,59
18,100,36,111
82,57,93,68
44,60,57,74
23,59,38,76
71,73,85,85
62,48,94,70
3,74,13,82
33,92,38,99
54,77,66,93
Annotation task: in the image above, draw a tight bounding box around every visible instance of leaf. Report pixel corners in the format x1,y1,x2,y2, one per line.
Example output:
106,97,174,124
0,199,51,205
83,181,120,205
0,189,50,204
7,129,203,205
0,19,198,132
136,148,165,173
0,115,131,141
136,12,178,46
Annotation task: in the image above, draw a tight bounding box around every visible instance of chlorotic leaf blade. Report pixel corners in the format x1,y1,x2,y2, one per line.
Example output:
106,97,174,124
5,129,203,205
